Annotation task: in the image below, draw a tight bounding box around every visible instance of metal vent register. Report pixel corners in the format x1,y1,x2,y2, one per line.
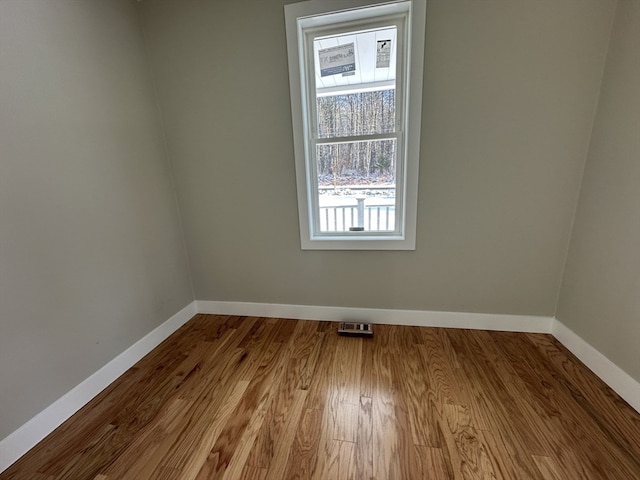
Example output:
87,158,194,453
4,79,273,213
338,322,373,337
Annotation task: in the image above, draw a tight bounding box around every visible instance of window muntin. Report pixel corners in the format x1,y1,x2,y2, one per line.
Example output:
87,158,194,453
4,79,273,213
285,0,425,250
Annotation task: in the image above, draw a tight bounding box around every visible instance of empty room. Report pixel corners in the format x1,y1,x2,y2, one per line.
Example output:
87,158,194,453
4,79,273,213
0,0,638,478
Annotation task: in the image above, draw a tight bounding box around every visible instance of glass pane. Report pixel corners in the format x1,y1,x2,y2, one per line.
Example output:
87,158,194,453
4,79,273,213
316,139,396,233
316,90,396,138
314,26,397,138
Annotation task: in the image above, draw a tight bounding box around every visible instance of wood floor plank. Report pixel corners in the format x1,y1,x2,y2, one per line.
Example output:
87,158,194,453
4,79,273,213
247,357,310,468
110,319,274,480
370,325,406,480
482,344,608,480
295,330,325,391
310,332,362,479
9,475,54,480
491,365,593,479
286,329,339,479
247,321,328,470
16,350,186,477
176,317,259,400
2,315,639,480
532,455,569,480
327,335,362,444
46,332,239,479
107,338,258,478
97,397,192,479
436,330,495,432
158,380,250,480
282,407,323,479
387,327,439,476
238,465,267,480
216,390,272,480
193,318,304,480
419,329,463,406
446,328,549,479
270,318,298,344
478,429,537,480
414,445,451,480
438,403,498,480
138,346,264,477
462,332,551,457
263,389,307,480
325,440,357,480
303,326,339,412
359,335,374,399
354,396,373,480
526,333,640,463
490,331,640,479
393,340,440,447
332,335,363,405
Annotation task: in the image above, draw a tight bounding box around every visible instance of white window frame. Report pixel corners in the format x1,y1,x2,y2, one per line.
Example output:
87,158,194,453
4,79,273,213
285,0,426,250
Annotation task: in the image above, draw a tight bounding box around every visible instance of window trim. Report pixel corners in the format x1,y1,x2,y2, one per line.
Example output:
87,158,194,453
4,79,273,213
285,0,426,250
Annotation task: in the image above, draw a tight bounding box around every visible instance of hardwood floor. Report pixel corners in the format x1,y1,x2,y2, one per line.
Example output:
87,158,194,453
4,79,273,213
2,314,639,479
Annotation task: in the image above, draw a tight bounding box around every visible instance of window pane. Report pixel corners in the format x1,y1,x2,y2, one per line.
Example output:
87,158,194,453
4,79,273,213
314,26,397,138
316,139,396,232
316,90,396,138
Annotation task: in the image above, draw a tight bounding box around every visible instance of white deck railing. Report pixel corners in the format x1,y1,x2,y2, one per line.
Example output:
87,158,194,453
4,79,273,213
319,198,395,232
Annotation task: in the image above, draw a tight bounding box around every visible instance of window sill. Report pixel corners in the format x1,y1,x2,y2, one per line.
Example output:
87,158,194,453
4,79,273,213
301,235,416,251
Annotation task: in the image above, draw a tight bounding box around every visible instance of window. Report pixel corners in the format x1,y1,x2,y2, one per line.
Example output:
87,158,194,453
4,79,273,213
285,0,426,250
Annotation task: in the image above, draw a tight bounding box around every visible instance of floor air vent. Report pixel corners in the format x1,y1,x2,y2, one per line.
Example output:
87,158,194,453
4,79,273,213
338,322,373,337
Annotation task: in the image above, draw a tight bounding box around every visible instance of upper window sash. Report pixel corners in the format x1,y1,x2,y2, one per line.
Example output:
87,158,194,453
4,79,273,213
304,16,407,137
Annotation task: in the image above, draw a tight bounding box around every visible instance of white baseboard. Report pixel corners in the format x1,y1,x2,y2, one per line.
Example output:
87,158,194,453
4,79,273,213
551,319,640,413
0,301,198,474
196,300,553,333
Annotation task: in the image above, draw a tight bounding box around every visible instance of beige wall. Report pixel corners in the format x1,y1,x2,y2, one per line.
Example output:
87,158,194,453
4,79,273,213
138,0,615,316
557,0,640,383
0,0,193,438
